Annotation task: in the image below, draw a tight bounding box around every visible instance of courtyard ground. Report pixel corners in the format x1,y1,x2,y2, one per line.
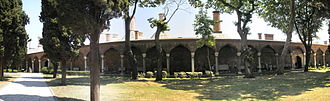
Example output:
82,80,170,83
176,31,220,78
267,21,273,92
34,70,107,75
0,73,20,88
43,69,330,101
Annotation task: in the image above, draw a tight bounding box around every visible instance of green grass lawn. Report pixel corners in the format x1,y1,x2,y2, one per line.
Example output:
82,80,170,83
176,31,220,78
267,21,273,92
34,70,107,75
44,70,330,101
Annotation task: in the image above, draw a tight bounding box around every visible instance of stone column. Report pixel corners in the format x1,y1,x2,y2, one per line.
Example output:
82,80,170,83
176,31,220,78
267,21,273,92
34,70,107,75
275,53,279,71
101,54,104,73
191,52,195,72
47,59,50,67
32,60,34,73
84,56,87,71
257,52,262,73
25,61,28,72
38,59,41,72
291,53,295,70
303,53,306,67
323,54,326,66
215,52,219,75
237,52,242,74
314,53,317,67
120,54,124,75
166,53,170,73
142,53,146,73
70,61,73,70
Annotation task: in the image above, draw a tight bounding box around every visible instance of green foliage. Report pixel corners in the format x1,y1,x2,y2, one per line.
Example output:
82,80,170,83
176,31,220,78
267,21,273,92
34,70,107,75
146,71,154,78
39,0,85,63
147,18,169,33
193,8,216,48
0,0,29,70
55,0,129,35
259,0,294,34
205,70,214,77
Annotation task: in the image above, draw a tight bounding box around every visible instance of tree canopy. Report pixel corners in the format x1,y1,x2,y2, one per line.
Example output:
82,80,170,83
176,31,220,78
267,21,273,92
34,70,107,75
0,0,29,80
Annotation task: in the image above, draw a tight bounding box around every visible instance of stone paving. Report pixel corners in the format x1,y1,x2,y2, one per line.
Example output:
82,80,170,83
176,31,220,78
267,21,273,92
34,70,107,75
0,73,56,101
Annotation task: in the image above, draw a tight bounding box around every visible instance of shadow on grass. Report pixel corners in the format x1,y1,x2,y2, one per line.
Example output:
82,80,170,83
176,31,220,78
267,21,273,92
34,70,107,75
158,71,330,100
0,94,84,101
46,75,137,86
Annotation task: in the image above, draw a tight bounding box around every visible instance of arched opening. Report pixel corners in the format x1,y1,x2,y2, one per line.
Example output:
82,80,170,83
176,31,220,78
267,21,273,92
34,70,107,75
261,46,276,71
247,46,258,72
326,50,330,66
316,49,323,67
145,47,166,73
291,47,304,68
72,53,85,71
170,45,191,74
104,48,121,74
296,56,302,69
194,46,215,72
33,57,39,72
218,45,237,73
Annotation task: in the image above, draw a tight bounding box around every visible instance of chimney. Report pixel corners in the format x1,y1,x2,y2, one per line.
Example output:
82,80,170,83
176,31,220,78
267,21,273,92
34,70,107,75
258,33,262,39
105,34,111,41
213,11,221,33
264,34,274,40
159,13,165,21
135,31,139,40
130,17,136,30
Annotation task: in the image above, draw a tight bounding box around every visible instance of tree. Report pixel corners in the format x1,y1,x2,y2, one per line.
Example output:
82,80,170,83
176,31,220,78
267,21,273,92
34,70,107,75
0,0,29,80
148,0,184,81
193,7,216,72
123,0,165,80
259,0,295,74
195,0,259,78
39,0,85,84
295,0,324,72
55,0,129,100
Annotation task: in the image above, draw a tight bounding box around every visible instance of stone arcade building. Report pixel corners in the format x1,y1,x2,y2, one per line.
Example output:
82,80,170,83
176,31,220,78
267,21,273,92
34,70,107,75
26,38,330,75
26,11,330,75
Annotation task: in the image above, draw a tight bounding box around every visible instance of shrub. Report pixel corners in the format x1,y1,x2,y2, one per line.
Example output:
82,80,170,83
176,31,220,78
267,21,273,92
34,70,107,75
138,72,145,78
146,71,154,78
205,71,214,77
179,72,187,78
162,71,168,78
41,67,49,74
174,72,179,78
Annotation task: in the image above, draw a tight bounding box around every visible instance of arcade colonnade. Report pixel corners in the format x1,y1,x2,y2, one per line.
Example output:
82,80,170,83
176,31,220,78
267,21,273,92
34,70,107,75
26,39,330,75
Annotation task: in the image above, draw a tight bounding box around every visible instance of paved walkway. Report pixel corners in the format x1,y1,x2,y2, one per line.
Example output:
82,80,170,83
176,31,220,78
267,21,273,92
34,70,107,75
0,73,56,101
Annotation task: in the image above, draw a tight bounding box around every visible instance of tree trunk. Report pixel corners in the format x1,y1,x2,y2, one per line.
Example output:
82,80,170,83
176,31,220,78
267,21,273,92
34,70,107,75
53,62,58,78
240,34,254,78
90,29,101,101
0,58,4,81
61,61,67,85
124,16,138,80
155,27,163,81
206,47,211,71
304,45,311,72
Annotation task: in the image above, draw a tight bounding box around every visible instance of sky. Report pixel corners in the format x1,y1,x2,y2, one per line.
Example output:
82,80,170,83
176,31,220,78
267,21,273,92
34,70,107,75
22,0,329,53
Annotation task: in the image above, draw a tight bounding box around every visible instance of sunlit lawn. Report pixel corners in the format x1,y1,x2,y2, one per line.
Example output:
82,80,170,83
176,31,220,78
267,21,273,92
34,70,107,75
44,69,330,101
0,73,20,88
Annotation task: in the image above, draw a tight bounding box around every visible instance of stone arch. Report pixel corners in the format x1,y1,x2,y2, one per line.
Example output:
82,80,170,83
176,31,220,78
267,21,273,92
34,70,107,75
33,56,39,72
325,49,330,66
26,57,32,72
170,45,191,74
247,45,259,72
194,46,215,72
145,47,166,72
104,48,121,74
40,55,49,68
218,44,238,73
260,45,276,71
71,52,85,71
291,46,304,69
316,49,323,67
